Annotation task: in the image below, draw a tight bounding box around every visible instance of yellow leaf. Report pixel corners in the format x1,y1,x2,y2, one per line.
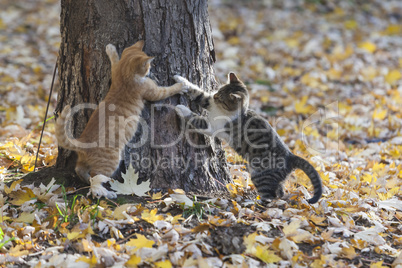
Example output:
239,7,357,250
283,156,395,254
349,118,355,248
361,173,376,184
140,208,164,224
155,260,173,268
370,261,387,268
341,246,357,260
358,41,376,53
260,96,269,103
4,179,22,194
9,188,36,206
385,70,401,85
226,183,238,197
126,234,154,252
254,246,282,264
76,254,97,267
228,36,240,45
310,214,327,225
285,38,299,48
8,245,29,257
14,212,35,223
125,255,141,267
113,204,132,220
283,220,300,236
81,239,93,252
67,231,83,241
327,68,342,80
165,213,183,224
294,96,311,114
311,258,326,268
151,191,163,200
243,232,258,253
344,20,358,30
0,19,5,30
383,24,401,35
372,108,387,120
388,147,401,158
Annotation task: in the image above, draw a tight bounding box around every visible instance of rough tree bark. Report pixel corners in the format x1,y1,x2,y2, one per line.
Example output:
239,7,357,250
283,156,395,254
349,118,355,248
52,0,231,194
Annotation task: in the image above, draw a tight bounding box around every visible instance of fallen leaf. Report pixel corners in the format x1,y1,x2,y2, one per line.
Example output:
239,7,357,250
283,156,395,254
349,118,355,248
110,164,150,196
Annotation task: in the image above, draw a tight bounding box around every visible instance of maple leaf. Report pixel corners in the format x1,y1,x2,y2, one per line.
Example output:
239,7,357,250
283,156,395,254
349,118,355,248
294,96,312,114
151,192,163,200
8,245,29,257
125,255,142,267
113,204,132,220
3,179,22,194
254,246,282,264
372,108,387,120
14,212,35,224
243,232,258,253
141,208,164,224
340,246,357,260
110,164,150,196
9,187,36,206
67,231,83,241
126,234,155,252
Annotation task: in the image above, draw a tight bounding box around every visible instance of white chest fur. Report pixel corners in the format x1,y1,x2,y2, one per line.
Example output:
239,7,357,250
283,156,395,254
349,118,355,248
207,102,237,141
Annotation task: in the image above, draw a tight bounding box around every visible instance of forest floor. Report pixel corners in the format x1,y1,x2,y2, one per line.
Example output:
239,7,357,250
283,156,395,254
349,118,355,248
1,0,402,267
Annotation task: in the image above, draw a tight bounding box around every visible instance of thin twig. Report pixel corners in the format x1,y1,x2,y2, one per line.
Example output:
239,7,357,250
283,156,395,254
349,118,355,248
34,58,58,171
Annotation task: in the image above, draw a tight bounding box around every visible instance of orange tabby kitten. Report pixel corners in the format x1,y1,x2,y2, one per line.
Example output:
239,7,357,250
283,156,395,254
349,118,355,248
55,40,185,198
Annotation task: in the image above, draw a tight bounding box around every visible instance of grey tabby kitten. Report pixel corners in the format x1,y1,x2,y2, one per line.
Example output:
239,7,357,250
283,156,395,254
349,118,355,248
173,73,322,204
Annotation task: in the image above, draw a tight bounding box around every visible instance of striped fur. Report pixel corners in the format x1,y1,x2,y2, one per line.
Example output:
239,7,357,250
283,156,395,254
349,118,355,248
174,73,322,204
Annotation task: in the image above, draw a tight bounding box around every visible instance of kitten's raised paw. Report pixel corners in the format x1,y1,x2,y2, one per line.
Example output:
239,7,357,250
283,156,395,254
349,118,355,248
106,44,117,56
173,75,201,93
106,44,119,65
175,104,193,117
173,75,188,84
177,82,188,94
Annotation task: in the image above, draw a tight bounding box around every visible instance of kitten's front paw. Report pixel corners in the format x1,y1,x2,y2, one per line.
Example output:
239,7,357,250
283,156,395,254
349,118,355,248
175,104,193,117
106,44,117,57
177,82,188,94
106,44,119,65
173,75,201,93
173,75,189,84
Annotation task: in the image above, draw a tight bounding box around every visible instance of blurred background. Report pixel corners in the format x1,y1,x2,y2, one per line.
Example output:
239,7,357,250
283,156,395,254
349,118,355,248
0,0,401,177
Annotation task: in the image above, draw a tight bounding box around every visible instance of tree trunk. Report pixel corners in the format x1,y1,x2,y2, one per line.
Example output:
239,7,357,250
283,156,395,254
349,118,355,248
55,0,231,194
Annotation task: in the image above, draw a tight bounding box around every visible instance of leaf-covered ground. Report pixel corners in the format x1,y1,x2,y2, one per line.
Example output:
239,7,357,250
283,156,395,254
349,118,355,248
1,0,402,267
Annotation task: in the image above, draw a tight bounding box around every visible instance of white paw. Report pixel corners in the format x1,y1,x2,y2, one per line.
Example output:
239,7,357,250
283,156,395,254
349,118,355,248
173,75,188,84
175,104,193,117
106,44,117,56
178,82,189,93
89,174,117,199
173,75,200,90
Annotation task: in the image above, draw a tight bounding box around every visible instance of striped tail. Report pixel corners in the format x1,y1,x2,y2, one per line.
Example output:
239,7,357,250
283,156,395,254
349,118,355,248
290,155,322,204
55,105,79,151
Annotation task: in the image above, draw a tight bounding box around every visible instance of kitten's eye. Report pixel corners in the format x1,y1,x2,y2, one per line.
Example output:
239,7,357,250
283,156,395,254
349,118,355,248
213,94,219,99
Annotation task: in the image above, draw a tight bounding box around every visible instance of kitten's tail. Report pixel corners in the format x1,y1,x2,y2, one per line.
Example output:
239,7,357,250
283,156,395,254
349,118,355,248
289,155,322,204
55,105,79,151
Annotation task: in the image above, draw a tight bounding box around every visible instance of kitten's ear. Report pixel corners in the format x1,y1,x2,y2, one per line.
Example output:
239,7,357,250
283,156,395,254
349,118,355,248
230,93,242,100
144,57,154,67
228,72,240,83
133,40,145,50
